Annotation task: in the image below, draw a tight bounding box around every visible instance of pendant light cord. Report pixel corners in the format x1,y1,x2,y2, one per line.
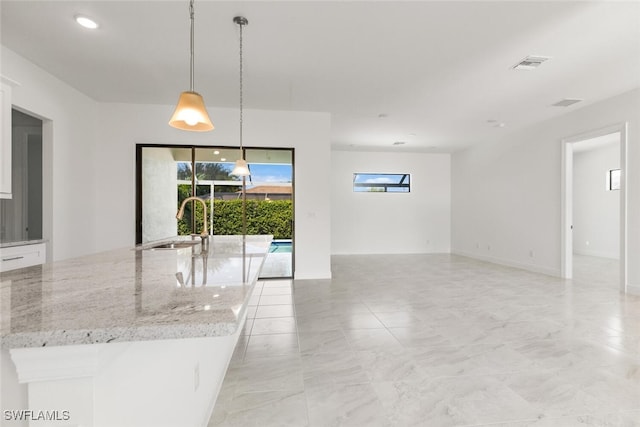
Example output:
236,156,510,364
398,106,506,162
239,19,244,151
189,0,195,92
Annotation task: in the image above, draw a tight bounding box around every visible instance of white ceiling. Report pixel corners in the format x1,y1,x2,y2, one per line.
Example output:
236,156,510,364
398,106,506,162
1,1,639,153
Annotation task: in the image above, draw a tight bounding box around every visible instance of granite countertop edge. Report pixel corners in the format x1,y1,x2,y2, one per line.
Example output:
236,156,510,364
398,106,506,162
1,320,242,350
0,239,48,249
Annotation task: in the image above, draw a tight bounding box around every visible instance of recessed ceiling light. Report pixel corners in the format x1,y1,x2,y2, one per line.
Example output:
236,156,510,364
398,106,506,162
220,158,226,161
214,150,220,155
75,14,99,30
494,122,506,128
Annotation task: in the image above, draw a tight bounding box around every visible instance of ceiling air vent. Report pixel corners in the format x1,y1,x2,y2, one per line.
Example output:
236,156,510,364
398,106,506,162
393,141,406,146
552,98,582,107
512,55,550,70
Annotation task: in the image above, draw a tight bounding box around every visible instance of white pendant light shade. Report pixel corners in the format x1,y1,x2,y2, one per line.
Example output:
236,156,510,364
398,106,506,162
169,0,213,132
231,158,250,176
169,91,214,131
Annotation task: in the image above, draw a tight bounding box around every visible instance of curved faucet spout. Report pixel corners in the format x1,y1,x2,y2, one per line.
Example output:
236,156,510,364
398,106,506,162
176,196,209,237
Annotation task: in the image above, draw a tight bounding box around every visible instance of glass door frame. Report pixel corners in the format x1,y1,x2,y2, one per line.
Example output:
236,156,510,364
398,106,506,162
135,144,295,279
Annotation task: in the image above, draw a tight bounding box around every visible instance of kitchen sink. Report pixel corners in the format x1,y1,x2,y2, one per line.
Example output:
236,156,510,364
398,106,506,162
143,241,200,250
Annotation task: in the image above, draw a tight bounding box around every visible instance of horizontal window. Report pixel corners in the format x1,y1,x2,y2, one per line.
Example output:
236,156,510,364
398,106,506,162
353,173,410,193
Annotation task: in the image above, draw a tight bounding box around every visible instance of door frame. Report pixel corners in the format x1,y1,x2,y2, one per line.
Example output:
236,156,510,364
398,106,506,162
244,146,295,279
560,122,628,292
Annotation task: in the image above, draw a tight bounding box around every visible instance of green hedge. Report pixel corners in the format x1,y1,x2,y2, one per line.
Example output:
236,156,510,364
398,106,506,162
178,199,292,239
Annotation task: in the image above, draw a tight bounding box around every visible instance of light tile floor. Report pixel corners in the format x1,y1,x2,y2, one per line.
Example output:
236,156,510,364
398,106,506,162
209,254,640,426
259,252,292,279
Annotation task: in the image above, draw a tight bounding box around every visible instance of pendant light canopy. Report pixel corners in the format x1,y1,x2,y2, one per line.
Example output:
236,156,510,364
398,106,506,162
231,16,250,177
169,0,213,132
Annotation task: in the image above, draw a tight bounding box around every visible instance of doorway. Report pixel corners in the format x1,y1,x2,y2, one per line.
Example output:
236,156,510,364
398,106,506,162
136,145,294,279
244,148,294,279
561,124,627,292
0,109,43,244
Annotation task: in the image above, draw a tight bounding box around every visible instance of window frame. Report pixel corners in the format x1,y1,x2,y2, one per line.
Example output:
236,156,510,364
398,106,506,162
352,173,411,193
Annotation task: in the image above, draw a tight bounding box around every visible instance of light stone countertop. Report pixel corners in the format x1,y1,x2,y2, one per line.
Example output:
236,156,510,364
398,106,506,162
0,239,47,249
0,235,272,349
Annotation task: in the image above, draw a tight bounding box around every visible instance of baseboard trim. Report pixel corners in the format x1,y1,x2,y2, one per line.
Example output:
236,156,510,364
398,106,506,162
293,270,332,280
573,249,619,259
452,250,562,278
627,283,640,296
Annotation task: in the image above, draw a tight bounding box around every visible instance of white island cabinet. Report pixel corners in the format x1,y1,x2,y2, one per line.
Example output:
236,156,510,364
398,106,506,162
0,235,272,427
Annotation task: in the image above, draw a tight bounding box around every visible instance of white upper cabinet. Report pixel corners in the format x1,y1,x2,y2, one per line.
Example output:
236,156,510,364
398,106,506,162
0,80,12,199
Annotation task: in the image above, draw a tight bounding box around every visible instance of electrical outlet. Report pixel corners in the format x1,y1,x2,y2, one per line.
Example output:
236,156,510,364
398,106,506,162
194,362,200,391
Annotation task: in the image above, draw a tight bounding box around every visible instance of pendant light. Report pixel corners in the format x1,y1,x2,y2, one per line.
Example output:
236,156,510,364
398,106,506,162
231,16,250,176
169,0,214,132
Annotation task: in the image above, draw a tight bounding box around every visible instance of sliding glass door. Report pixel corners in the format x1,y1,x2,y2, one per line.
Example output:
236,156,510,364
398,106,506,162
136,145,294,278
244,149,293,279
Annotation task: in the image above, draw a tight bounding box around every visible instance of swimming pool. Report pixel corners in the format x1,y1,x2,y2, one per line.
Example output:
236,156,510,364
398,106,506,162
269,241,292,253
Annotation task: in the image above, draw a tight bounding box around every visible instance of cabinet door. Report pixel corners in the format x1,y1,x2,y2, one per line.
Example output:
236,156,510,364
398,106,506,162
0,243,46,272
0,82,11,199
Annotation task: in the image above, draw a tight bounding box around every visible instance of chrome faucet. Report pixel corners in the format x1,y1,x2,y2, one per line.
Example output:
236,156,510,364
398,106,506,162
176,196,209,242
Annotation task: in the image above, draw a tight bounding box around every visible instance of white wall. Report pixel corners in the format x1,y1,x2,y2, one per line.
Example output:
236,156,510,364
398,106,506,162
2,46,98,262
452,88,640,292
573,143,620,258
1,46,332,280
331,150,450,254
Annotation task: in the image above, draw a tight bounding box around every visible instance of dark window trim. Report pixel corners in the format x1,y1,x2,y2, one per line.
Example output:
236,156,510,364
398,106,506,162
136,144,295,242
352,173,411,193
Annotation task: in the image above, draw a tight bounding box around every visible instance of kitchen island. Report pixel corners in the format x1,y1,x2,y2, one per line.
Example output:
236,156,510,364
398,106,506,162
0,235,272,427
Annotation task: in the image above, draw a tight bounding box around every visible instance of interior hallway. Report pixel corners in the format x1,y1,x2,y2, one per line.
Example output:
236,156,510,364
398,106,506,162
210,254,639,426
